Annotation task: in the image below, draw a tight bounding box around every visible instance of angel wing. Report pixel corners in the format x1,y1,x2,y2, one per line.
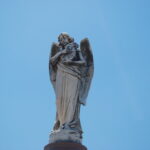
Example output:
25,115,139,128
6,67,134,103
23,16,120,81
79,38,94,105
49,42,59,93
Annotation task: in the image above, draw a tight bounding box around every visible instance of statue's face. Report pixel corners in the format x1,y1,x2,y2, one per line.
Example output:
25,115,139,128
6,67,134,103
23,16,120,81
59,34,70,46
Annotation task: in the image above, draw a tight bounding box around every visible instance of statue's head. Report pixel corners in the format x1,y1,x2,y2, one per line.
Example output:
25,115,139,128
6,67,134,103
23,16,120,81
58,33,74,46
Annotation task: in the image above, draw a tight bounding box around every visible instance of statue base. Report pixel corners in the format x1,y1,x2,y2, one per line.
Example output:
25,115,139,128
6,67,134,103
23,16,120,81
44,142,87,150
49,129,82,144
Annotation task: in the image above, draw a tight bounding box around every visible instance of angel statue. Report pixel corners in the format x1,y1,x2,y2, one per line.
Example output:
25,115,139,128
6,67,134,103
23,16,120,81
49,33,94,143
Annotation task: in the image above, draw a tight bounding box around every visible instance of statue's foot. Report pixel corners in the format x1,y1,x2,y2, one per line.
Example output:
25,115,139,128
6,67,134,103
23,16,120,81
49,128,82,144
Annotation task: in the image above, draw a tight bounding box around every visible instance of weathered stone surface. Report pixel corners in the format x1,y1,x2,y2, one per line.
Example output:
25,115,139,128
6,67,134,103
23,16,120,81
49,33,94,143
49,128,82,143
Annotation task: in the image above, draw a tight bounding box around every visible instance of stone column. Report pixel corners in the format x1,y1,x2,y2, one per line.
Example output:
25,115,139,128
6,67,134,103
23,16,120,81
44,142,87,150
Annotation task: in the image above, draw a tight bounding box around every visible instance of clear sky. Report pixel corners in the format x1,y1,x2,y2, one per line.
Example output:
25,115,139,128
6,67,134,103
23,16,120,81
0,0,150,150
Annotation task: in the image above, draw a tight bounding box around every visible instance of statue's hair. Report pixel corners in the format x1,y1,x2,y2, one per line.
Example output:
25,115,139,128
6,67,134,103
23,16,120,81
58,32,74,43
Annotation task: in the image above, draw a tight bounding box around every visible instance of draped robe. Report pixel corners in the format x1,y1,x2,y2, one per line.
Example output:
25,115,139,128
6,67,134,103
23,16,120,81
55,62,82,132
50,50,85,143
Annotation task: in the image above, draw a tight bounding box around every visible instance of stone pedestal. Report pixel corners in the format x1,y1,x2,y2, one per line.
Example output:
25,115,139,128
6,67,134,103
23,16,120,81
44,142,87,150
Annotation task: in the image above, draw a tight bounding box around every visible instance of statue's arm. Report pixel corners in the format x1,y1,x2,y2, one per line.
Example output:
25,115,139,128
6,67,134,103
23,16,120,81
63,51,86,66
50,49,67,65
63,61,85,66
50,51,61,65
73,51,86,65
72,60,86,65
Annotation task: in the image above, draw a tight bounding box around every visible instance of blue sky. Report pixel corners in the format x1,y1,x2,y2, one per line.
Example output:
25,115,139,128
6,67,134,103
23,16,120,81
0,0,150,150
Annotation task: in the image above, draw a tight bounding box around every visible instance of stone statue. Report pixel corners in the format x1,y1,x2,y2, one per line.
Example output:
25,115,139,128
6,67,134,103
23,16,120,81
49,33,94,143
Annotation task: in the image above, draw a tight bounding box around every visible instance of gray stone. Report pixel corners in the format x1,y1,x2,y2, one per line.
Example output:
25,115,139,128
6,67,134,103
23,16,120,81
49,33,94,143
